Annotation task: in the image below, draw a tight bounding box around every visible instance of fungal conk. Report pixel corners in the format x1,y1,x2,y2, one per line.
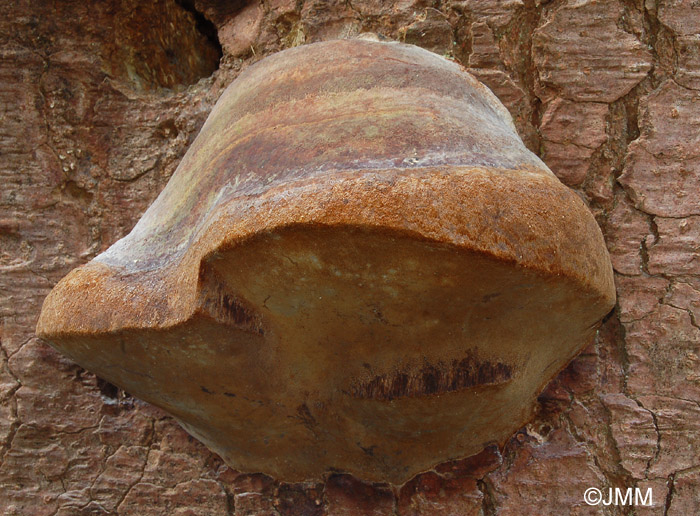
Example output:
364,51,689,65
37,38,615,483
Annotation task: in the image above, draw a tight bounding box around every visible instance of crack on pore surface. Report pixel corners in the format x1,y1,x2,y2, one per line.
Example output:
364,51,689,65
197,265,265,335
350,353,513,400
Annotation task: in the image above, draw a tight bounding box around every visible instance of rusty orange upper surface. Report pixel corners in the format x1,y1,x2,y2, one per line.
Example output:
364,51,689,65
37,39,614,337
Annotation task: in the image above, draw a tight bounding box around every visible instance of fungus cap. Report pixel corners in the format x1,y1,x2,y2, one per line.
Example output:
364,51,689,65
37,38,615,483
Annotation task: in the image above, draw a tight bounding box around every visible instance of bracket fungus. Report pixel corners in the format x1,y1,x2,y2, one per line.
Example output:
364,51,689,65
37,38,615,484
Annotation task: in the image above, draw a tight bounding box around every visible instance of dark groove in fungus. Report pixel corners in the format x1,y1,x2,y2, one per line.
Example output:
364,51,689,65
351,353,513,400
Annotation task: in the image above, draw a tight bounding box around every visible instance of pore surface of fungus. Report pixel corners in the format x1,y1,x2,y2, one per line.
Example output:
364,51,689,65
37,38,616,483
